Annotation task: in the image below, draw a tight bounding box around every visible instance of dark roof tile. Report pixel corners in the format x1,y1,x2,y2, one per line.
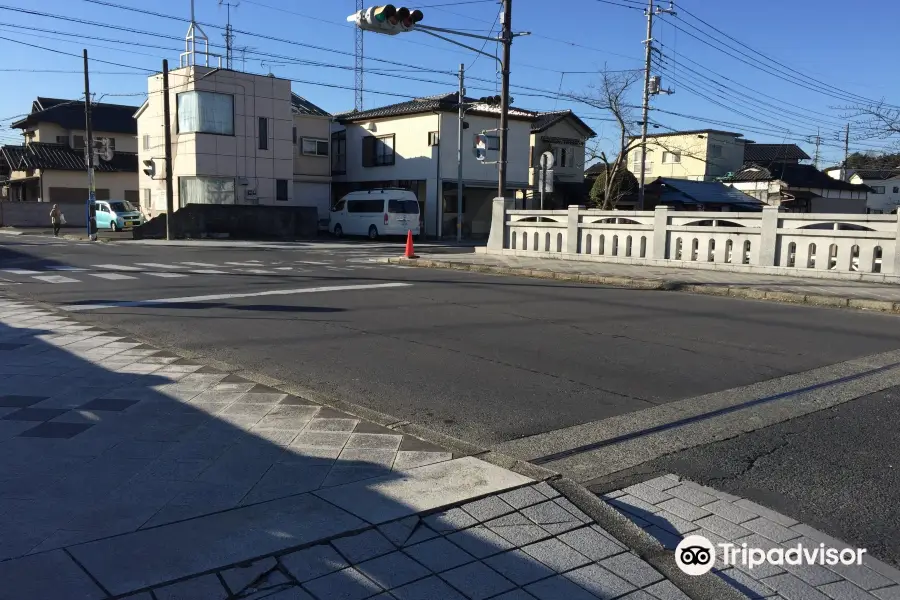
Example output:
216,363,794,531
336,92,536,123
11,97,138,134
743,143,810,162
729,162,870,191
651,177,764,207
0,142,137,173
291,94,331,117
531,110,596,137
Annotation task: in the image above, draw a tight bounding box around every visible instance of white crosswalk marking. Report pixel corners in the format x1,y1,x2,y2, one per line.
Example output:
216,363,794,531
90,273,137,280
295,261,331,265
180,262,219,267
3,269,41,275
92,264,142,271
188,269,227,274
242,269,275,274
146,272,187,278
225,262,260,266
274,267,294,271
33,275,78,284
46,266,88,271
136,263,186,269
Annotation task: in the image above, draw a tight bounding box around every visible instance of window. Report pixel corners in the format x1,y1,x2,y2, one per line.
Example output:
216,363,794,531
662,151,681,164
872,186,886,194
362,134,395,167
258,117,268,150
178,176,235,207
109,201,136,213
348,199,385,213
301,138,329,156
56,135,69,146
276,179,288,201
332,131,346,174
332,200,345,212
142,188,151,208
428,131,440,146
894,186,899,194
388,199,419,214
292,126,297,145
73,135,85,150
176,91,234,135
708,144,723,159
556,147,572,168
143,135,150,150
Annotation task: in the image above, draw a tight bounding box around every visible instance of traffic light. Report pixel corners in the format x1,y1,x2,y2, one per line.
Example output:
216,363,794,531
348,5,424,34
142,158,156,179
474,134,487,162
477,95,502,106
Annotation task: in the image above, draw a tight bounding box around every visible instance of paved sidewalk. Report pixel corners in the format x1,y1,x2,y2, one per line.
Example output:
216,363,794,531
602,475,900,600
0,295,696,600
388,254,900,313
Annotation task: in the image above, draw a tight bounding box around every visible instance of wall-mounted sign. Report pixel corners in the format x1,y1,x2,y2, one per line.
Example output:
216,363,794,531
541,136,584,147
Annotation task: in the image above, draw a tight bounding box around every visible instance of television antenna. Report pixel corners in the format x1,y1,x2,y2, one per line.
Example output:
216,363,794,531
218,0,240,70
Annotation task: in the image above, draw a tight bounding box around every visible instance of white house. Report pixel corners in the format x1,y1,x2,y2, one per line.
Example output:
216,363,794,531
728,162,869,213
331,92,534,239
824,167,900,214
527,110,596,209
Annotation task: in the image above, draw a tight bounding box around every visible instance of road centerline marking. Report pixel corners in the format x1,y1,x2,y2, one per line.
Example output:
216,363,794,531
61,282,413,312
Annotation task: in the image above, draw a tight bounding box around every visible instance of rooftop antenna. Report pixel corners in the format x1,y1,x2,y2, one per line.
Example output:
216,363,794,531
182,0,220,67
236,45,255,72
260,60,285,76
218,0,239,70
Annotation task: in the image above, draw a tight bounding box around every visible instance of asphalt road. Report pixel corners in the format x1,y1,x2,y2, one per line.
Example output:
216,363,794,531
646,386,900,568
4,235,900,447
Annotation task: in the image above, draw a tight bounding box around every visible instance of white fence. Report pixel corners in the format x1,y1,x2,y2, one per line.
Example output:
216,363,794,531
485,200,900,281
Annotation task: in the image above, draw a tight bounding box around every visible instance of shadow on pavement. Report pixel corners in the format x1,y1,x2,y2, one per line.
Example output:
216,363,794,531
0,303,637,600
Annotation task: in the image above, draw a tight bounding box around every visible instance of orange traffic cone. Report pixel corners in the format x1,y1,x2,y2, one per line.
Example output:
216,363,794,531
404,229,417,259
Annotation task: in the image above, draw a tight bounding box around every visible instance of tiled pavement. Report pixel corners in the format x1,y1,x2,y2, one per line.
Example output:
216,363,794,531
0,295,689,600
604,475,900,599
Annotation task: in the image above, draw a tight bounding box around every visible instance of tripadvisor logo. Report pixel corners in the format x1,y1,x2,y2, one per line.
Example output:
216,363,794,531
675,535,867,576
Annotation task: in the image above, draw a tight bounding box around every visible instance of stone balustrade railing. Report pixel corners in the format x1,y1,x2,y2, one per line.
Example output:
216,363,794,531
485,200,900,282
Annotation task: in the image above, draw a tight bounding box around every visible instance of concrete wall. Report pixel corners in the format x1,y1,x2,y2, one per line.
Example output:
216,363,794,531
0,201,87,227
137,66,294,216
487,203,900,280
133,203,318,240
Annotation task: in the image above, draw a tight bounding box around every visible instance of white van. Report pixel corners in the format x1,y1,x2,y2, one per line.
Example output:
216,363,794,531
329,189,421,239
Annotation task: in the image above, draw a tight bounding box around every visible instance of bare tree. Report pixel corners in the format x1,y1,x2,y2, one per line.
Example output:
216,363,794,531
846,101,900,139
582,70,642,210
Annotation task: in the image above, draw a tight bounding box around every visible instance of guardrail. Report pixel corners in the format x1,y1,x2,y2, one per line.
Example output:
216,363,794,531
485,200,900,281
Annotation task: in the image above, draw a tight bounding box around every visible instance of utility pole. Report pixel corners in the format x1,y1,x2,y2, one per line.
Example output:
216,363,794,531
457,63,465,243
162,59,175,241
812,128,821,169
498,0,512,200
354,0,364,111
83,49,96,240
637,0,674,210
637,0,654,211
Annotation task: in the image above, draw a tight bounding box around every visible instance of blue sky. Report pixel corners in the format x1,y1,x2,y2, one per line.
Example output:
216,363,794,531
1,0,897,166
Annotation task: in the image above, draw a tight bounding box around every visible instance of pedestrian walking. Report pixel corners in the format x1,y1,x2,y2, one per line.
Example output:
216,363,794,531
49,204,61,237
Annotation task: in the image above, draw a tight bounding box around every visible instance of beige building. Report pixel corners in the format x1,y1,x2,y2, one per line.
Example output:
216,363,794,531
290,95,333,225
136,67,292,216
527,110,596,209
627,129,747,183
1,97,139,205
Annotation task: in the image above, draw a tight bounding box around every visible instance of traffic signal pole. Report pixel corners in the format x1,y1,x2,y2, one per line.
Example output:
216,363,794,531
83,49,96,241
498,0,512,200
637,0,654,211
457,63,465,243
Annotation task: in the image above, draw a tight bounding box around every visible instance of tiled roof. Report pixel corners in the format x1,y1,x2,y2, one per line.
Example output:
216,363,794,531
630,129,744,140
291,94,331,117
851,168,900,181
531,110,596,137
336,92,537,123
652,177,764,207
10,97,139,134
729,162,870,191
0,142,137,172
743,143,810,162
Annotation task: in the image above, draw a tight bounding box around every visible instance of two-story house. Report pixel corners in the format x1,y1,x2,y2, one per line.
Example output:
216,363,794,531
136,66,298,216
527,110,596,209
1,97,139,204
331,92,534,239
291,95,333,226
626,129,748,183
824,167,900,214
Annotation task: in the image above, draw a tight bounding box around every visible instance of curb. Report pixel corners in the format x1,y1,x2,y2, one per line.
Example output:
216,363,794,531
387,257,900,315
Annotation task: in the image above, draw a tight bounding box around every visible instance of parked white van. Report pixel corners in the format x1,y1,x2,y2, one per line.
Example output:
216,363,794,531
329,189,421,239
